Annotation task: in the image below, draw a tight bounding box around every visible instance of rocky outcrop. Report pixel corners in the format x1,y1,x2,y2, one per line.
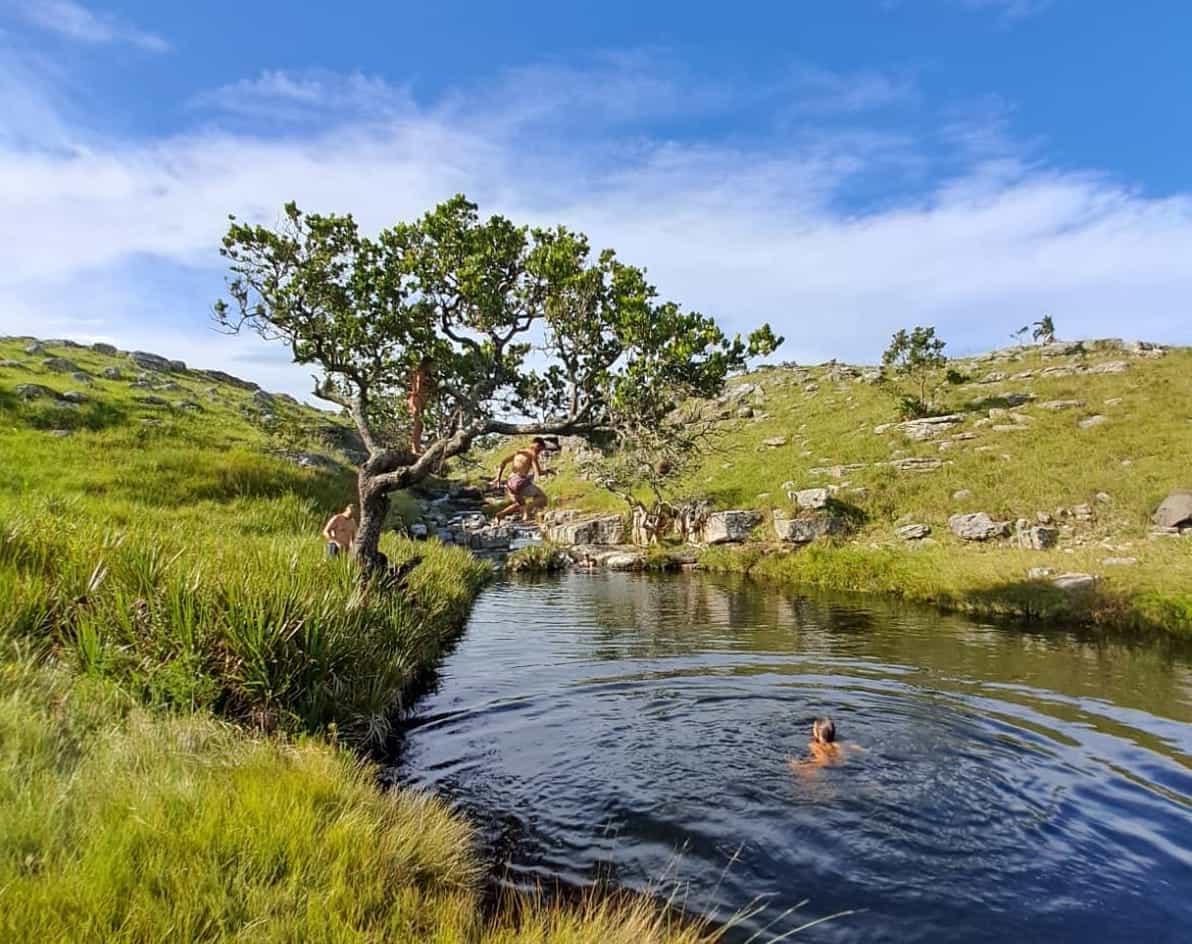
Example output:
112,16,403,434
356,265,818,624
1039,399,1085,411
790,487,830,510
102,366,122,379
895,523,931,541
91,342,118,355
542,513,625,546
203,369,260,391
1153,492,1192,530
129,351,176,372
43,357,81,373
702,510,761,545
949,512,1010,541
897,413,966,442
1052,573,1098,592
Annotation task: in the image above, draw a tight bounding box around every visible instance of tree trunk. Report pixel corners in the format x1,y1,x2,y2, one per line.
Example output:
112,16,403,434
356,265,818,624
354,473,391,576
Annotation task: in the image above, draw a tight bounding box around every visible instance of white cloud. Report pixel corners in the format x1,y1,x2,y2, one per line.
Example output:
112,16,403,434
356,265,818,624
957,0,1053,20
1,58,1190,402
5,0,169,52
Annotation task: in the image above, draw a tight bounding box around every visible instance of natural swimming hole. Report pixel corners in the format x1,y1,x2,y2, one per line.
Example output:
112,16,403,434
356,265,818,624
391,571,1192,942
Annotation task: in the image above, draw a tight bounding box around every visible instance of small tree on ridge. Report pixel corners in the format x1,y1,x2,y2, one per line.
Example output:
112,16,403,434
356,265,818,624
881,326,949,418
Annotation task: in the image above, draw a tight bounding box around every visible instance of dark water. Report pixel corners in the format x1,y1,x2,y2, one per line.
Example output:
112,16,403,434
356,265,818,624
394,572,1192,942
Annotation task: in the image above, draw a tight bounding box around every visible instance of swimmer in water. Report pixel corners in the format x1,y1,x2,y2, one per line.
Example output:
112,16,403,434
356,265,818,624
788,717,863,773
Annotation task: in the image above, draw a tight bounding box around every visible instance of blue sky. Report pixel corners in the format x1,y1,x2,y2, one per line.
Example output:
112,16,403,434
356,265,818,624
2,0,1190,398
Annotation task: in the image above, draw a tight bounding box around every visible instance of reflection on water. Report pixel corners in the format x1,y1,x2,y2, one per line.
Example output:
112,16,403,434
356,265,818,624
393,572,1192,943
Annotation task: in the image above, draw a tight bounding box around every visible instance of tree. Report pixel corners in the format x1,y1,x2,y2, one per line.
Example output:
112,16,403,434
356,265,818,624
1010,324,1030,346
880,326,949,418
1032,314,1056,345
578,394,721,546
215,196,780,574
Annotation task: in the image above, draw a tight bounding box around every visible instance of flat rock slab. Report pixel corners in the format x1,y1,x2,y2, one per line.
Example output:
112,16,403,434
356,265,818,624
1053,573,1098,592
543,514,625,546
895,523,931,540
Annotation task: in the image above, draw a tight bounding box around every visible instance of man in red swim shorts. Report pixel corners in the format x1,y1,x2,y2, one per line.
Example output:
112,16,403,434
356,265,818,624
491,437,558,522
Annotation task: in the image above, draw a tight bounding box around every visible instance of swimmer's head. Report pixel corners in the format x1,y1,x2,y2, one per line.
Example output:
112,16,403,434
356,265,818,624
812,717,836,744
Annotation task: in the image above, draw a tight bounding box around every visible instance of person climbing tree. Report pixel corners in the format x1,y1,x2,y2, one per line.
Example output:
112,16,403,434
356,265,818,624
407,356,433,454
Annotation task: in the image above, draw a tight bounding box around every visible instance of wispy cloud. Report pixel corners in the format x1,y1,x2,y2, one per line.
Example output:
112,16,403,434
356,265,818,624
191,70,413,125
1,57,1189,400
957,0,1053,20
5,0,169,52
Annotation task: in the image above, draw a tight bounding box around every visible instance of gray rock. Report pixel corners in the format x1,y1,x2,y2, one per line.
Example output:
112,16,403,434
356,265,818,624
736,405,754,419
167,359,187,372
159,381,182,392
1014,525,1059,550
91,342,118,355
604,552,647,571
176,400,203,411
61,391,88,404
70,372,93,386
0,358,25,368
102,366,123,379
949,512,1010,541
1027,566,1054,580
141,419,164,427
702,510,762,545
15,383,58,400
48,428,72,437
773,510,848,544
468,527,512,551
1052,573,1098,592
543,514,625,546
1101,557,1138,566
793,487,831,510
891,457,944,473
1078,415,1107,429
24,342,44,355
410,523,429,540
1039,399,1086,411
1153,491,1192,529
252,390,276,407
129,351,173,372
762,436,788,448
1040,341,1085,357
952,489,973,501
895,523,931,541
43,357,80,373
1087,360,1128,374
1072,504,1094,521
134,395,169,407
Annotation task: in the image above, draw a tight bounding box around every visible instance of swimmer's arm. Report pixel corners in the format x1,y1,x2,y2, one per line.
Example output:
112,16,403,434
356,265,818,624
493,454,513,484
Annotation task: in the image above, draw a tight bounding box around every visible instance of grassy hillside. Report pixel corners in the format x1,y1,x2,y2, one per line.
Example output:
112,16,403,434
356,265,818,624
508,340,1192,634
0,337,719,943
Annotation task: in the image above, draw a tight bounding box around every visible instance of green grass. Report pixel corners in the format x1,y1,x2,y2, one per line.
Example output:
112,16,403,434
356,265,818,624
478,341,1192,635
0,338,722,943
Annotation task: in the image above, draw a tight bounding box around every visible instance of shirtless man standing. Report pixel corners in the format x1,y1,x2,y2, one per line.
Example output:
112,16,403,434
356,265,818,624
322,503,358,557
407,357,433,455
491,437,557,522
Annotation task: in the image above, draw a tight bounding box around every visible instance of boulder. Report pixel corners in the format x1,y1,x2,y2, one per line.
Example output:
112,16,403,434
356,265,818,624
91,342,118,355
762,436,788,448
949,512,1010,542
49,429,72,438
1153,491,1192,530
129,351,173,372
736,405,754,419
0,359,25,368
702,510,761,545
1102,557,1138,567
1040,341,1084,357
543,514,625,546
409,523,429,540
70,372,93,386
61,391,88,404
43,357,81,373
176,400,203,411
24,342,44,355
891,457,944,473
1087,360,1128,374
252,390,276,407
792,487,830,510
167,359,187,372
1027,566,1054,580
1052,573,1098,592
895,523,931,541
1078,415,1107,430
102,366,123,379
773,510,847,544
134,395,169,407
1039,399,1085,411
604,552,647,571
15,383,58,400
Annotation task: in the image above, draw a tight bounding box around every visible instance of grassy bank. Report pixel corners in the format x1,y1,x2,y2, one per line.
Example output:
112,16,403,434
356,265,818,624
0,339,720,943
493,340,1192,635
